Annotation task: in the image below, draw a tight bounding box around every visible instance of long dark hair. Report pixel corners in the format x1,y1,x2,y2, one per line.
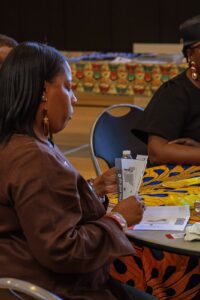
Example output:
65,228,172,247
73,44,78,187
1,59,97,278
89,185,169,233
0,41,66,144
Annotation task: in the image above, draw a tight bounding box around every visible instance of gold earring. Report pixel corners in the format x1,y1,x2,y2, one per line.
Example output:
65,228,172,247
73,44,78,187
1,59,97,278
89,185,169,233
190,60,198,80
43,107,50,137
42,95,50,137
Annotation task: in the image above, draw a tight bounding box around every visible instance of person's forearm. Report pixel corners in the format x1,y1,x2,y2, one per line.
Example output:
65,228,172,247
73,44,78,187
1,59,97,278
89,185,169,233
148,135,200,165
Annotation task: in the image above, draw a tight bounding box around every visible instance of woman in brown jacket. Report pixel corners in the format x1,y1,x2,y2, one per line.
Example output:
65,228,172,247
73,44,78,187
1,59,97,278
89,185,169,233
0,42,156,300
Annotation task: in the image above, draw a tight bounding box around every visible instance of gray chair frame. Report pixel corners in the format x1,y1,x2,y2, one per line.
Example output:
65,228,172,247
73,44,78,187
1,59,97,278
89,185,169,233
0,278,62,300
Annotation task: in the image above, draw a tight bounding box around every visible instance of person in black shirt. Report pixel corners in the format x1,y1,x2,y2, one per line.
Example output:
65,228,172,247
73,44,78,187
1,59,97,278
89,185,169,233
132,15,200,166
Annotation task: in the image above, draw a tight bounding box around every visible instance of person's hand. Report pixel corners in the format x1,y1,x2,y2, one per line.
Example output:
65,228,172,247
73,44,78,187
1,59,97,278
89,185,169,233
112,196,144,226
92,167,117,197
168,137,200,147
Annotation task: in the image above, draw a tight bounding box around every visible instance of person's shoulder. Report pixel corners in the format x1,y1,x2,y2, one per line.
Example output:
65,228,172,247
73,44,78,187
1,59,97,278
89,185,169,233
0,135,44,178
152,71,187,100
160,71,186,90
143,72,188,112
2,135,49,164
10,134,46,152
163,71,191,95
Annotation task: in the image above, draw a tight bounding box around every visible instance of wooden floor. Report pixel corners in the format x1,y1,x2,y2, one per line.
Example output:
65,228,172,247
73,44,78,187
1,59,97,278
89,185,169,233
54,93,150,179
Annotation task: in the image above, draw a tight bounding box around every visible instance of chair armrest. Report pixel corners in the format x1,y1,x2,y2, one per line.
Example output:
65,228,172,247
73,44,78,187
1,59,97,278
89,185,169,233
0,278,63,300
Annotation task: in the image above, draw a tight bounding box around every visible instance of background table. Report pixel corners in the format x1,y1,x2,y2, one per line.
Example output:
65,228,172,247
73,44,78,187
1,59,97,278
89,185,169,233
63,51,187,99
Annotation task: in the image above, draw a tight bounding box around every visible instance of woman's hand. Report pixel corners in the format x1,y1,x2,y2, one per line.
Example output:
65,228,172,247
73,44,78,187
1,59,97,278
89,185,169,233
112,196,144,226
168,137,200,147
92,167,117,197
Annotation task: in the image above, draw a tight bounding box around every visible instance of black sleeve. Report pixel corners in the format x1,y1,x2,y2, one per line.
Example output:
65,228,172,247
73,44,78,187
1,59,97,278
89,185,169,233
132,80,188,142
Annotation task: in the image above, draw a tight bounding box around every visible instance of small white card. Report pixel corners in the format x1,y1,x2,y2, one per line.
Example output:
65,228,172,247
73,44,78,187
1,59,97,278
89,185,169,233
115,155,147,200
132,205,190,231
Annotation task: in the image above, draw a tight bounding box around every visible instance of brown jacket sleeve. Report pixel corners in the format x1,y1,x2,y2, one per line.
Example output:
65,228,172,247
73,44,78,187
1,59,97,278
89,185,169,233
8,143,134,274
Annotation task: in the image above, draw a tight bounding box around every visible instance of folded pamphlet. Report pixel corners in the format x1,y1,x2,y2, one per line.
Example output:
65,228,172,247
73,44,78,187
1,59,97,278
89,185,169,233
115,155,148,200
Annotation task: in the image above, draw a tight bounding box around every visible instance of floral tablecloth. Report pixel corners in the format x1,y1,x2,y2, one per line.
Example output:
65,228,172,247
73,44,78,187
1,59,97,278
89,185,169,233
110,164,200,224
141,164,200,224
63,51,187,97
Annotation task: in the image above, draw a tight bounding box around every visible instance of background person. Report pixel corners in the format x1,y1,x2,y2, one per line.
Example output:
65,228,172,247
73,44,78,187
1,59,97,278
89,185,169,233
0,33,18,67
112,16,200,299
0,42,155,300
132,15,200,166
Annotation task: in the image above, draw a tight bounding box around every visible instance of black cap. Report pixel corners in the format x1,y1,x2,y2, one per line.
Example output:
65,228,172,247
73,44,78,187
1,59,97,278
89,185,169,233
179,15,200,47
